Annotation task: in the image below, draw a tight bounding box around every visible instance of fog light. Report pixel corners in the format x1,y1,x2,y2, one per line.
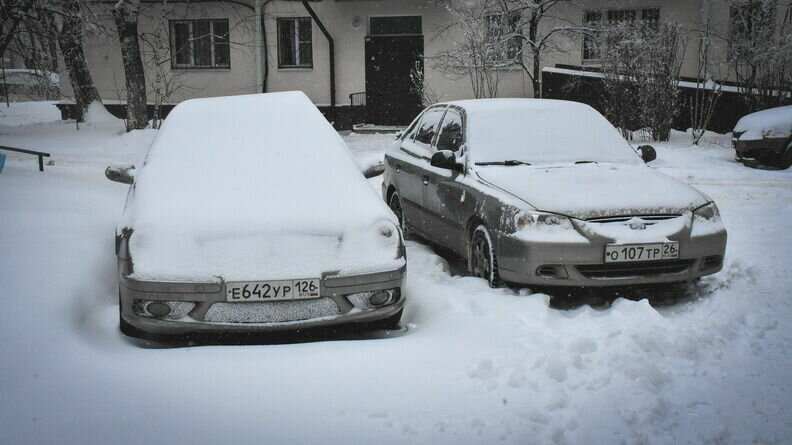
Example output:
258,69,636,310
146,302,172,318
369,291,391,306
536,265,568,279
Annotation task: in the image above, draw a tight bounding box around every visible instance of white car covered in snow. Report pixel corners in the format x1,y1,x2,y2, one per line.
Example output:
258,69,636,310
383,99,727,287
107,92,405,338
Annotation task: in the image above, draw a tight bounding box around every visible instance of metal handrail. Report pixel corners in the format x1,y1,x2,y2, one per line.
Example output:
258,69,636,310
349,91,366,107
0,145,51,171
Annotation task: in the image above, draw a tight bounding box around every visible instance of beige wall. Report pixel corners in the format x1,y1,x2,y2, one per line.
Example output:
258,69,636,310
60,2,259,103
262,0,530,105
60,0,788,110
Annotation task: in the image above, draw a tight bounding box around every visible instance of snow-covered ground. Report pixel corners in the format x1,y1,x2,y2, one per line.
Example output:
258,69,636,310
1,102,791,444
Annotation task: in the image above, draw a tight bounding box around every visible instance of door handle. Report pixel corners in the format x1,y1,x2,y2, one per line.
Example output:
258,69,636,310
422,175,430,185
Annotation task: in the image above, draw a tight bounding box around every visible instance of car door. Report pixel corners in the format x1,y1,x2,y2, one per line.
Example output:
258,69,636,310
422,107,468,253
393,106,446,235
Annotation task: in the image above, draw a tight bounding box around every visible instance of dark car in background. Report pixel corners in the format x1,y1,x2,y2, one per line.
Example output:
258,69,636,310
733,105,792,169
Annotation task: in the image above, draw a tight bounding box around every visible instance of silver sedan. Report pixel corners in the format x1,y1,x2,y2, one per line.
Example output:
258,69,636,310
382,99,726,288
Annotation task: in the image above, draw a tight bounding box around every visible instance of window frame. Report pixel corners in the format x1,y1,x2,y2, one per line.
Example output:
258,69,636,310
169,19,231,70
581,7,661,63
434,107,466,153
277,17,314,69
368,15,423,36
485,11,523,64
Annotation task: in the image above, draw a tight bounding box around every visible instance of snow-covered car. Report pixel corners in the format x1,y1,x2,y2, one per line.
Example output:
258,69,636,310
733,105,792,169
107,92,405,338
383,99,727,288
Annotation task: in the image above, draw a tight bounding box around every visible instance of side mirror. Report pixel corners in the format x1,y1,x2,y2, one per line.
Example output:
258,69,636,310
105,164,136,184
430,150,462,171
362,162,385,179
638,145,657,163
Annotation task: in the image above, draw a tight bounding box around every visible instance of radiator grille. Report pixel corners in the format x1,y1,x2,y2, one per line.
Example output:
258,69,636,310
204,298,340,323
576,260,693,279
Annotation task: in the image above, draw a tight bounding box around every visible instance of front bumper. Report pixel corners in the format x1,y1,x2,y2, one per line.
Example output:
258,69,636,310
734,138,788,161
495,225,727,287
119,266,406,336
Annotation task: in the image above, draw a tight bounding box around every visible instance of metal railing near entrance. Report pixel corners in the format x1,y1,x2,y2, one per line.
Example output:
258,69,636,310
0,145,51,171
349,92,366,107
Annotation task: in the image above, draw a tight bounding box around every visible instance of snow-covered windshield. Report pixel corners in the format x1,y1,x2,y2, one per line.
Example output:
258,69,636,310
462,99,641,165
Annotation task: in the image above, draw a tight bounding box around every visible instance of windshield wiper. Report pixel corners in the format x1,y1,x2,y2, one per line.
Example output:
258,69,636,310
574,160,598,164
474,160,532,166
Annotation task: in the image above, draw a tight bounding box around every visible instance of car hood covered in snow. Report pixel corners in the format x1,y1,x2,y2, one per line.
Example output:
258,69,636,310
475,163,709,219
734,105,792,141
121,92,401,282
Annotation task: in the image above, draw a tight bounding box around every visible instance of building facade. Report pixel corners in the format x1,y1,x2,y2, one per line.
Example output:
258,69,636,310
59,0,792,125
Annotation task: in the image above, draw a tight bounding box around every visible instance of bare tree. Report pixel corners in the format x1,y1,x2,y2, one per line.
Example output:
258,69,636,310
113,0,147,131
690,9,723,145
49,0,103,121
0,0,33,58
433,0,575,98
507,0,576,98
432,0,507,98
597,21,686,142
721,0,792,111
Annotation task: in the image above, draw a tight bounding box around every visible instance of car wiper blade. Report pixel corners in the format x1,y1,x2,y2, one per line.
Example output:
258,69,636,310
574,160,598,164
475,160,532,166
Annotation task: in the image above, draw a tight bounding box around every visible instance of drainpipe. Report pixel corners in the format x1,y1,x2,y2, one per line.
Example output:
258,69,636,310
255,0,264,93
302,1,336,126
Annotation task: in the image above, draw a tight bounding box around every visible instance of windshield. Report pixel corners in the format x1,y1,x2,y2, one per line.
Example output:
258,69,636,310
467,101,641,165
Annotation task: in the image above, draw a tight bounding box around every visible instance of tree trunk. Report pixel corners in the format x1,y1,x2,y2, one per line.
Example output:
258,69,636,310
113,0,148,131
55,1,102,122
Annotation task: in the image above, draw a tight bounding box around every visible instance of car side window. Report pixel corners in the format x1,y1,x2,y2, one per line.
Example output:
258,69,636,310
402,113,423,141
413,108,445,150
435,110,464,152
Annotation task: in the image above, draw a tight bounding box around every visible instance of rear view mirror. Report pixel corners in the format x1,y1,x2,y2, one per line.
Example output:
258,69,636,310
105,164,136,184
430,150,462,171
638,145,657,163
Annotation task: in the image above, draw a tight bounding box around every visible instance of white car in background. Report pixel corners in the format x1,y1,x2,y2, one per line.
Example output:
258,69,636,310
106,92,405,339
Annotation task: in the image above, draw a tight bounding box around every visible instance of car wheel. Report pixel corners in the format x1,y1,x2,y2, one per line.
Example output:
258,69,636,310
389,192,412,240
470,225,503,288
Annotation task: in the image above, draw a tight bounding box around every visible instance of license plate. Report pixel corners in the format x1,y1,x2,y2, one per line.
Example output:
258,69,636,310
604,242,679,263
226,279,320,302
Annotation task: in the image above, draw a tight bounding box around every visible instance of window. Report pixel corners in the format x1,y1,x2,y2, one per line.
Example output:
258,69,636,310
435,110,464,152
170,20,230,68
278,17,313,68
486,12,522,62
370,16,422,35
582,7,660,61
582,10,602,61
413,108,445,149
729,1,776,58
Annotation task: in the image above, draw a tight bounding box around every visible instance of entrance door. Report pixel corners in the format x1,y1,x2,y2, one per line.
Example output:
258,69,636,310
365,17,424,126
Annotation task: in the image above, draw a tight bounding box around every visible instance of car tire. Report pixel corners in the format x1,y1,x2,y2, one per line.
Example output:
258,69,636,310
469,225,503,288
389,192,412,240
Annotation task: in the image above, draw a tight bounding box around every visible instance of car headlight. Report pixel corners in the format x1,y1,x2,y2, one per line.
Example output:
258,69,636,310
515,210,572,230
693,202,721,222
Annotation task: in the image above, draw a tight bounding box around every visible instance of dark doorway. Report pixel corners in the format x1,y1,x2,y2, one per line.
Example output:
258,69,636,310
365,33,424,126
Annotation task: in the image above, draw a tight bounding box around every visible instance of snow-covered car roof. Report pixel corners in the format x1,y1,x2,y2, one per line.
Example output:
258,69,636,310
439,99,642,165
734,105,792,141
122,91,399,282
